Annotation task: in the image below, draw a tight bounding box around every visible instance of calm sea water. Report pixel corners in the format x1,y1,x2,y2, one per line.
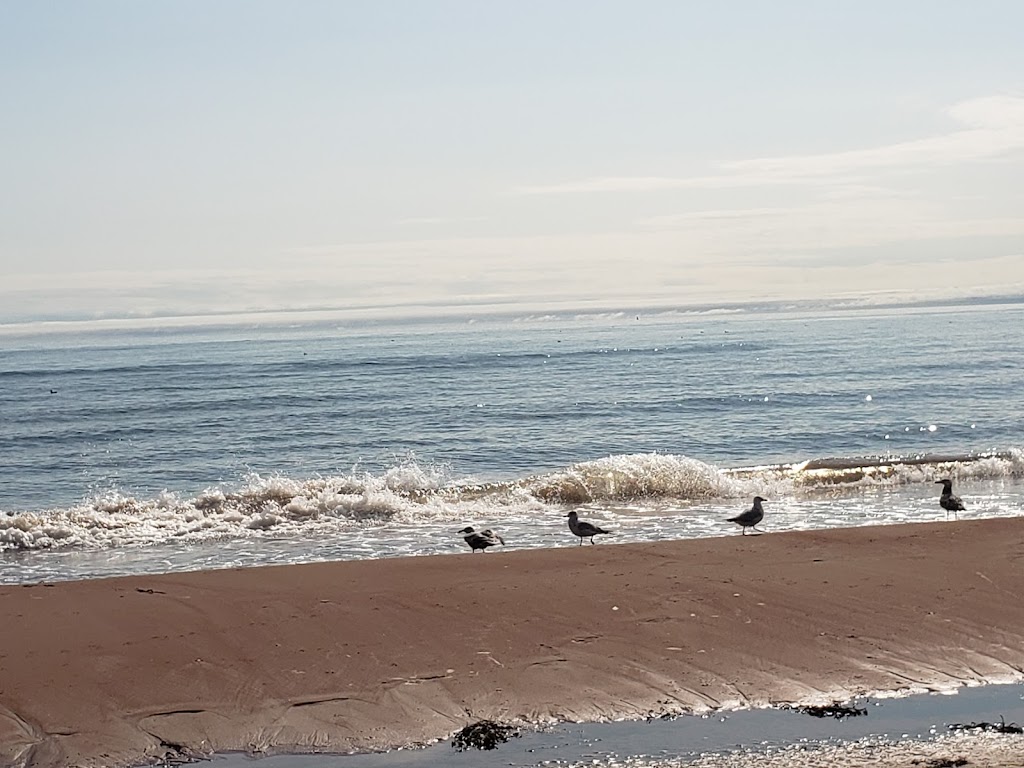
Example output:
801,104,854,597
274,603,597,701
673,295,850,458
1,303,1022,583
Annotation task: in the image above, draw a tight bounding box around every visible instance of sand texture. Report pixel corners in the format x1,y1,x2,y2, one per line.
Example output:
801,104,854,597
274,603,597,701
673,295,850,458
3,518,1024,767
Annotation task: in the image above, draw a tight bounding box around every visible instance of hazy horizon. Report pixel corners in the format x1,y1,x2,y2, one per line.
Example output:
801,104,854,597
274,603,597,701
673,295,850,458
2,290,1023,341
3,2,1023,324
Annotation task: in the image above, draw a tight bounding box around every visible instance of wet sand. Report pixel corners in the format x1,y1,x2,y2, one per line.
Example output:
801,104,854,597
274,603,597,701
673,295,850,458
3,517,1024,767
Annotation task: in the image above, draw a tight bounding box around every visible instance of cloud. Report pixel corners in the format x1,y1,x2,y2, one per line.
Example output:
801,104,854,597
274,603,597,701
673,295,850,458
514,173,803,195
397,216,488,226
637,198,1024,254
516,95,1024,195
515,176,735,194
5,96,1021,325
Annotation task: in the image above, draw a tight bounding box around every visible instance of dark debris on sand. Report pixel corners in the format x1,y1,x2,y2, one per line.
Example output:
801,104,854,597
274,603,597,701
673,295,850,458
948,715,1023,734
784,702,868,719
451,720,521,751
912,759,969,767
645,697,682,722
152,739,203,767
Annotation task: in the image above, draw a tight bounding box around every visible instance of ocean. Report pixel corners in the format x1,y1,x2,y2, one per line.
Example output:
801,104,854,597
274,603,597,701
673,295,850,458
2,301,1022,584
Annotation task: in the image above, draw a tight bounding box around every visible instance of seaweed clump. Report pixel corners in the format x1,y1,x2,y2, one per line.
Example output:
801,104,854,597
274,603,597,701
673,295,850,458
911,759,969,767
153,738,202,767
645,697,682,722
786,702,868,719
451,720,520,751
948,715,1023,734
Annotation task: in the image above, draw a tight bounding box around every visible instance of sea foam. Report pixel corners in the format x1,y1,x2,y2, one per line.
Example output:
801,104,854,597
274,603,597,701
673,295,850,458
2,450,1020,553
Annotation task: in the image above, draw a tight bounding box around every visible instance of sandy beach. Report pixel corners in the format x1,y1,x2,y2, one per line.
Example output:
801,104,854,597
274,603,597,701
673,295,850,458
3,517,1024,767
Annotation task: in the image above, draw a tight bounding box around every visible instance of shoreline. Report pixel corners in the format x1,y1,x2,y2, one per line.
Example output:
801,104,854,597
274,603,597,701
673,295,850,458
3,518,1024,767
212,682,1024,768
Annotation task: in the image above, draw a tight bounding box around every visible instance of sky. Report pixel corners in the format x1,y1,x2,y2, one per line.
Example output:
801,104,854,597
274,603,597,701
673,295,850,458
2,1,1023,324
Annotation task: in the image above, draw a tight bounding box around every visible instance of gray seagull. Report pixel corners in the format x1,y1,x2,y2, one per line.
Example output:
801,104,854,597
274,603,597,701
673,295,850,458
727,496,767,535
566,510,610,545
935,479,965,520
458,526,505,552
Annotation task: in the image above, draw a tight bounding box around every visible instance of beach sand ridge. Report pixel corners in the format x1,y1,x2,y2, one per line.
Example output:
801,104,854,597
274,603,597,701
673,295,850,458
2,518,1024,767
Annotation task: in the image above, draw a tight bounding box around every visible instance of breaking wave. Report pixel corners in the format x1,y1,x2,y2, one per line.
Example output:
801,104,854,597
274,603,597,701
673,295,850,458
730,448,1024,489
528,453,742,503
1,449,1021,552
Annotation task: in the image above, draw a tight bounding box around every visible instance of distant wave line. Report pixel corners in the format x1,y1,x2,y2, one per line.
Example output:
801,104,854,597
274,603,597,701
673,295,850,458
732,450,1018,474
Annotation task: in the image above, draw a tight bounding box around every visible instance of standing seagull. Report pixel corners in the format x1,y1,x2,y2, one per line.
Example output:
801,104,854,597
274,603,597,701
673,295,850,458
935,479,966,520
458,527,505,552
566,511,610,545
727,496,767,535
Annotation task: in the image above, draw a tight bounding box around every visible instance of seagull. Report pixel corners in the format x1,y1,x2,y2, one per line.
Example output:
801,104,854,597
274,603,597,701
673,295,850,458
935,479,965,520
566,511,610,545
727,496,767,535
458,526,505,552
